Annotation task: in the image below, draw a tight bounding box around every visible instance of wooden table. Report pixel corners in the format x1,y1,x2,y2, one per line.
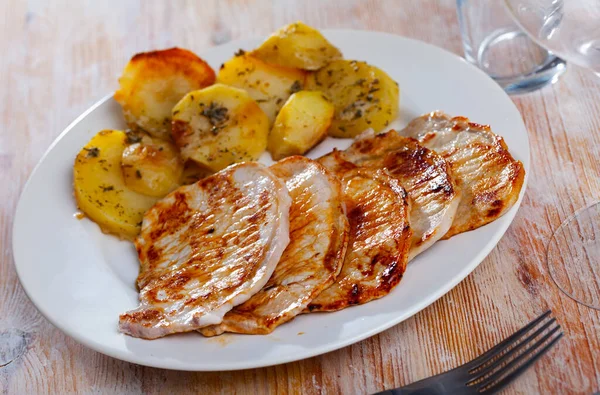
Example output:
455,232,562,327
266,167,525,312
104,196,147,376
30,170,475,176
1,0,599,393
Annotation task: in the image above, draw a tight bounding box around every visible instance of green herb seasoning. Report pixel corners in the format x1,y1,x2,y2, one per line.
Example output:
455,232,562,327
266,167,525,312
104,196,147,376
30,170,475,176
125,131,142,144
314,72,323,86
289,80,302,94
354,78,366,86
201,102,229,129
342,101,364,117
84,147,100,158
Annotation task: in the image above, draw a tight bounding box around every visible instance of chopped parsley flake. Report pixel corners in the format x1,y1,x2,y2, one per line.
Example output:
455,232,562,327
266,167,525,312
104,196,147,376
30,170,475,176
125,131,142,144
84,147,100,158
289,80,302,94
201,102,229,132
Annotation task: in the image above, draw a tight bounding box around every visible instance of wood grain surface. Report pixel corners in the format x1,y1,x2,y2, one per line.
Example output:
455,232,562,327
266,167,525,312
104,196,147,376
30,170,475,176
2,0,600,393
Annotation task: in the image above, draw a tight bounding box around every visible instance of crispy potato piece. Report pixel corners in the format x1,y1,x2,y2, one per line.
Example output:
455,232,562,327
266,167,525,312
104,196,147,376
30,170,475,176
171,84,269,172
307,60,399,138
268,91,334,160
250,21,342,70
121,133,183,197
73,130,159,240
217,53,306,124
114,48,215,141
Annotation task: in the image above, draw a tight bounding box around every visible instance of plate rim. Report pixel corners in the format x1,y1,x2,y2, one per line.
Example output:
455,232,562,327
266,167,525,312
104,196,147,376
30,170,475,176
12,29,530,371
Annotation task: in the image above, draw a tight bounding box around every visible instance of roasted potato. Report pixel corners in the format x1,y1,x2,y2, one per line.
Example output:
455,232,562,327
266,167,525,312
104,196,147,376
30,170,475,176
268,91,334,160
121,133,183,197
307,60,399,138
217,53,306,123
251,22,342,70
73,130,159,240
114,48,216,141
172,83,269,172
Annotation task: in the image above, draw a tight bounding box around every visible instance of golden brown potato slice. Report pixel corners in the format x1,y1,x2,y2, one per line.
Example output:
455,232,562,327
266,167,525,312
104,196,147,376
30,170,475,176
121,133,183,197
114,48,215,141
217,53,306,124
73,130,159,240
268,91,334,160
171,83,270,172
307,60,399,138
250,22,342,70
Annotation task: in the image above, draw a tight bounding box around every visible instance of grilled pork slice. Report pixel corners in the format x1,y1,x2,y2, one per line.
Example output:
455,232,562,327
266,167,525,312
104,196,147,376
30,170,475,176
400,112,525,238
200,156,349,336
119,162,291,339
308,161,412,312
333,129,460,260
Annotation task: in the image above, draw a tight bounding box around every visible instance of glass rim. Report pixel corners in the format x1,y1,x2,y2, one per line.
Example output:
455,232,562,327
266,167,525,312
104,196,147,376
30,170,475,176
546,200,600,311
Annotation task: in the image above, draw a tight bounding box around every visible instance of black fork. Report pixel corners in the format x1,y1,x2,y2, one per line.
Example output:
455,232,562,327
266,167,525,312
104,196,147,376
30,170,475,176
375,311,563,394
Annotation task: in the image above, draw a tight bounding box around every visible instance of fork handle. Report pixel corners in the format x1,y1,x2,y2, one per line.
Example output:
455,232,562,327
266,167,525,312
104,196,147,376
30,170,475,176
373,377,464,395
374,389,434,395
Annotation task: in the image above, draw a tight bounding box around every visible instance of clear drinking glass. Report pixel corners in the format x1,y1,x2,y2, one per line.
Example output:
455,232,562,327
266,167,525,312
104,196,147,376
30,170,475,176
547,203,600,310
456,0,566,94
505,0,600,75
504,0,600,310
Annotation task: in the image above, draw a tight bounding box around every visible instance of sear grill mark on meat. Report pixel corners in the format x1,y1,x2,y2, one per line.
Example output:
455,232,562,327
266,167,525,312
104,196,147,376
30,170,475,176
399,111,525,238
321,129,460,261
199,157,349,336
307,163,412,312
119,162,291,339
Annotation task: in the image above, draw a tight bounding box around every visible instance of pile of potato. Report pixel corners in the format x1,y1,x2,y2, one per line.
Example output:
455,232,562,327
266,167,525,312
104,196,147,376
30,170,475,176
73,22,400,240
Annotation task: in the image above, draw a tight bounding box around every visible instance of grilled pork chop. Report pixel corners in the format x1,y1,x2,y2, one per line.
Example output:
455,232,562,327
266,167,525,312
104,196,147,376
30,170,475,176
119,162,291,339
331,129,460,260
308,160,412,312
200,156,349,336
400,112,525,238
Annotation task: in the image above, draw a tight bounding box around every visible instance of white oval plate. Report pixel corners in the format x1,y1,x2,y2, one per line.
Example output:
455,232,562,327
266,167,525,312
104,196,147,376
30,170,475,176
13,30,530,371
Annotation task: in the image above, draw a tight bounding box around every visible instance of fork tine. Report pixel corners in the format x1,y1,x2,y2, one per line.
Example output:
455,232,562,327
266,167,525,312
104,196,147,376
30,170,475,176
466,310,552,369
470,324,562,385
479,332,563,394
468,317,557,379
